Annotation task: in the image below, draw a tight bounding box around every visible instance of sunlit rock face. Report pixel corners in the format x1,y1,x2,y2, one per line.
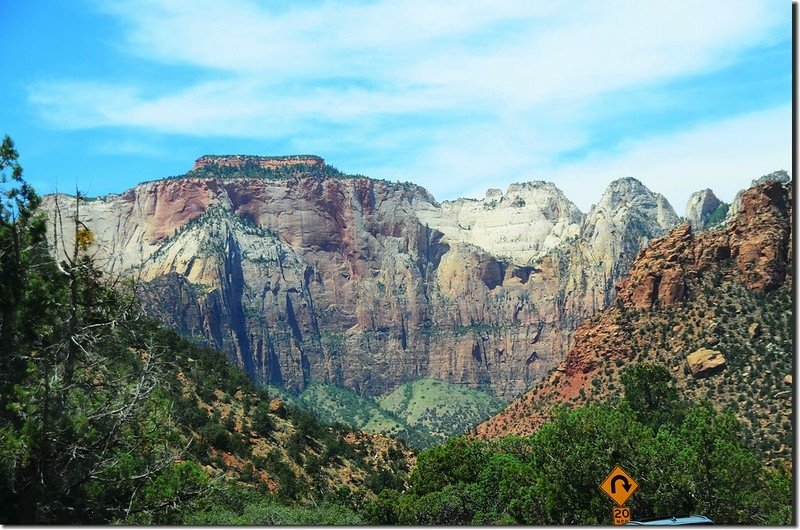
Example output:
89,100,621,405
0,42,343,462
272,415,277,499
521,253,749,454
417,181,583,265
685,188,721,229
41,158,679,399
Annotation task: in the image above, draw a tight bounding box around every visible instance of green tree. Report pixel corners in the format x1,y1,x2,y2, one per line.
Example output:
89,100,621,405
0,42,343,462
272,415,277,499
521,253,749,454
0,134,47,419
251,402,275,436
368,364,793,525
408,437,491,495
0,138,197,523
620,363,683,431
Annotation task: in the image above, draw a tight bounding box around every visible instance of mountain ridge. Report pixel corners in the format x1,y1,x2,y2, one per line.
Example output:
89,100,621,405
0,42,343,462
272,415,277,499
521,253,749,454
40,156,784,401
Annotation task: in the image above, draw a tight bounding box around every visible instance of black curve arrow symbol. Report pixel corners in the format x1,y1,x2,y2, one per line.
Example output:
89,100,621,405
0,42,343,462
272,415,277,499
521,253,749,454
610,475,631,494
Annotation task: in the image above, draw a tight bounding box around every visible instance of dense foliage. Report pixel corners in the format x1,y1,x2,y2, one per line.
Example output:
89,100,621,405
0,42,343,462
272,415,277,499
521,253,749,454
164,160,357,182
365,364,792,525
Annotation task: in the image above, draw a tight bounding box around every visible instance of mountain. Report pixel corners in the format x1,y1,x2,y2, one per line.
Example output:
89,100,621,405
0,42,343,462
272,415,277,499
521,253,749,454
41,155,679,399
475,178,792,464
543,177,680,328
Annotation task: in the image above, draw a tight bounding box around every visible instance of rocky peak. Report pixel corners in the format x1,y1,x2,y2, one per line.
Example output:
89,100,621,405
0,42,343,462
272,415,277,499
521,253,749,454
684,188,722,229
193,154,325,172
476,177,793,440
618,178,792,311
416,180,583,264
729,170,791,220
591,177,678,229
596,176,649,206
751,169,790,187
547,178,680,327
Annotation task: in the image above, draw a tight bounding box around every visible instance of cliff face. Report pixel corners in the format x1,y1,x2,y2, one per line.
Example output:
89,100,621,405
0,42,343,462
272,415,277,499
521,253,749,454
192,154,325,171
544,177,680,328
41,157,679,399
685,188,721,229
416,181,583,265
476,179,793,447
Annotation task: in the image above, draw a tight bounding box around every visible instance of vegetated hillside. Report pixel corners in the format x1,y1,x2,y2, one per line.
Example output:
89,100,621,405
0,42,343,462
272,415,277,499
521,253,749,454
477,179,793,465
378,379,505,443
297,383,412,442
297,379,505,449
363,366,792,525
0,137,412,525
1,270,414,524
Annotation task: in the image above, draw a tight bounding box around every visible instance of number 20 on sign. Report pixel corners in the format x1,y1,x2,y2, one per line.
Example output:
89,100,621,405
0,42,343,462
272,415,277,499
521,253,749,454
612,506,631,525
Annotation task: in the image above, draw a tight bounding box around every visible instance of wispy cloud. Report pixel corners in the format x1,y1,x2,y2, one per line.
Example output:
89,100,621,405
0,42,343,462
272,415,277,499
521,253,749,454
26,0,790,205
550,104,792,213
93,139,169,158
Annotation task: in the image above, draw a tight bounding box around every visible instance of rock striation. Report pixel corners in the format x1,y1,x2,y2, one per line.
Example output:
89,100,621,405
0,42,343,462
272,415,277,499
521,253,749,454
42,156,680,399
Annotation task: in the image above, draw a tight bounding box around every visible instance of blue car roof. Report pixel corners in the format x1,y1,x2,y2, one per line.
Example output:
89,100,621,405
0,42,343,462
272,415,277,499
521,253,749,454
625,515,714,525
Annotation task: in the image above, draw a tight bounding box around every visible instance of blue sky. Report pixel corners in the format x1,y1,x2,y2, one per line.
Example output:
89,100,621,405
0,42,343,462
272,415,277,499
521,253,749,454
0,0,792,212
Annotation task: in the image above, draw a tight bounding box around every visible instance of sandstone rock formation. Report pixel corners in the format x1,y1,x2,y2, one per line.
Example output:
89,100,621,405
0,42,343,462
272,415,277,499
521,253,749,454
41,158,679,399
728,170,790,221
416,181,583,265
685,188,722,229
547,177,680,327
616,179,792,310
686,348,726,378
476,177,792,437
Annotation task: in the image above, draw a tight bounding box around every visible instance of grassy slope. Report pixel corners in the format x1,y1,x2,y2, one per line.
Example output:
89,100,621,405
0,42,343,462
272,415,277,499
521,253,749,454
298,383,406,434
379,379,506,440
297,379,506,449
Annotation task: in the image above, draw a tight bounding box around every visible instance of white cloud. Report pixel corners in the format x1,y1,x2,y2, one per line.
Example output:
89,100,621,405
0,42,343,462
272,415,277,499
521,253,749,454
28,0,790,207
35,0,785,132
548,104,792,213
361,104,792,213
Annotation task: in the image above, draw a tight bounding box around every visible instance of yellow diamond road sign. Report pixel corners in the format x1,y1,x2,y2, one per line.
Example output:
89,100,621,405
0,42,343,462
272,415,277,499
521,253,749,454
600,465,639,506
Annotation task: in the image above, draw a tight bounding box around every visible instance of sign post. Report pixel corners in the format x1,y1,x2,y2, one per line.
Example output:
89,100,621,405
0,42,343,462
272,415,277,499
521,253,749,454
600,465,639,525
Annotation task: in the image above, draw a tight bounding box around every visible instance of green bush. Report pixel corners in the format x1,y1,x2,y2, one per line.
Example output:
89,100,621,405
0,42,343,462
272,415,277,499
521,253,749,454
251,402,275,436
199,422,232,452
